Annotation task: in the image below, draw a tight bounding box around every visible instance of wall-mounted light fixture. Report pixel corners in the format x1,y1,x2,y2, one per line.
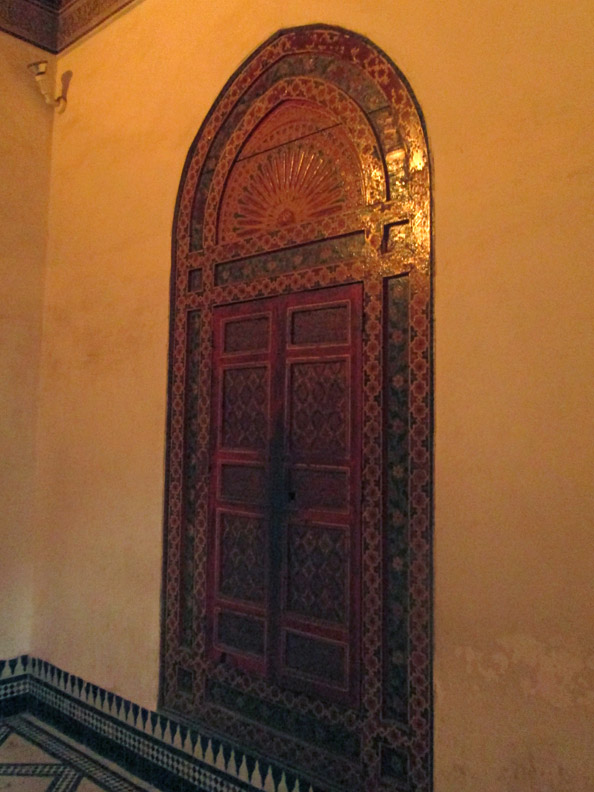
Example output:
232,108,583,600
27,60,66,113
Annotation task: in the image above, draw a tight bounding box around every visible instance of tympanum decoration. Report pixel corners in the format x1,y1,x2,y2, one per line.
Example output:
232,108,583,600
162,26,432,792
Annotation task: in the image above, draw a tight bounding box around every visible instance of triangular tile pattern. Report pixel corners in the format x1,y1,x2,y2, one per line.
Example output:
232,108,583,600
0,656,320,792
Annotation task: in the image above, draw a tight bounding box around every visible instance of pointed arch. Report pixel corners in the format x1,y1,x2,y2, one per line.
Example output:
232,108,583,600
162,25,432,792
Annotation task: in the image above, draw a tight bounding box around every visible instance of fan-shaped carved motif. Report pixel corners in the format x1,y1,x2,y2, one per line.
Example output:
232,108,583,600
218,102,364,243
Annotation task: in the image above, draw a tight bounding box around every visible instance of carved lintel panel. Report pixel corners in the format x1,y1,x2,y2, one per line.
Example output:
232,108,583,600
163,26,432,792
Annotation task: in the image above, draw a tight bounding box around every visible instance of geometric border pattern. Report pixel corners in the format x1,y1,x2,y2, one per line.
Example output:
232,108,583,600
1,716,140,792
0,655,322,792
0,758,81,792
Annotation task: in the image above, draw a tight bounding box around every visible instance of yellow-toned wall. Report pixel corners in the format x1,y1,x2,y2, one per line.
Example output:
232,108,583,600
29,0,594,788
0,31,52,658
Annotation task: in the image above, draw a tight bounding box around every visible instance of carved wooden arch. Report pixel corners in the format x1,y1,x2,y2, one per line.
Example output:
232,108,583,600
163,25,432,792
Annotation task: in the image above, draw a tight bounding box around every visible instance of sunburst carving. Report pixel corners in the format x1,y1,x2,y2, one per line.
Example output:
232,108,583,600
218,116,364,242
237,143,346,234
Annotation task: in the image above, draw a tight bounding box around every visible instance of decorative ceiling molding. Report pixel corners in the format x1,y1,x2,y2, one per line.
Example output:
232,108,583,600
0,0,137,52
0,0,57,51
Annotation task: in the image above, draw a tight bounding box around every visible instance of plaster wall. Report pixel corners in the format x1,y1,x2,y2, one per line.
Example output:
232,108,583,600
0,31,52,658
31,0,594,789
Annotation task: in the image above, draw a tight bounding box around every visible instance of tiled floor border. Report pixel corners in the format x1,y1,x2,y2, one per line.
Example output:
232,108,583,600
4,714,154,792
0,656,321,792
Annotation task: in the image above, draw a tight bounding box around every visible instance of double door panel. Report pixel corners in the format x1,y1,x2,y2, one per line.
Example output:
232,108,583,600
207,283,362,703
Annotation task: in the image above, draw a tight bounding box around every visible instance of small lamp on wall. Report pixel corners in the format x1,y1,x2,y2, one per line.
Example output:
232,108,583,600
27,60,66,113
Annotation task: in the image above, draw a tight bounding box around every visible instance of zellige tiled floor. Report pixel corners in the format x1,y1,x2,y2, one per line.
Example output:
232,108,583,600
0,715,160,792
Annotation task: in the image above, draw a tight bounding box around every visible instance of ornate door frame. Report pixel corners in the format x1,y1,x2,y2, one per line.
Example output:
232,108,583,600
161,25,433,792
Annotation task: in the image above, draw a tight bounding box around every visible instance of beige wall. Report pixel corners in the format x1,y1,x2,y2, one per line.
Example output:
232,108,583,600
0,31,52,658
26,0,594,788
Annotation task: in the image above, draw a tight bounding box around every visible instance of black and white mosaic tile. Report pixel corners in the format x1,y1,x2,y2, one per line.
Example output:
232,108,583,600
0,713,158,792
0,657,318,792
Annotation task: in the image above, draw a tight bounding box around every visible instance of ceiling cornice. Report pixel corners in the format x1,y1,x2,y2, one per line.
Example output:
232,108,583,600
0,0,137,52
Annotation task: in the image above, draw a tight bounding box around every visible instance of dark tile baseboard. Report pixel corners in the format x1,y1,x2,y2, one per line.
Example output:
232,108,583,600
0,655,318,792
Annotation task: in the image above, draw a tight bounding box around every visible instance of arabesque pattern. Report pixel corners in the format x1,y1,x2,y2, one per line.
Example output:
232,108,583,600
219,514,267,603
221,367,268,450
286,523,348,624
289,360,348,458
162,25,432,792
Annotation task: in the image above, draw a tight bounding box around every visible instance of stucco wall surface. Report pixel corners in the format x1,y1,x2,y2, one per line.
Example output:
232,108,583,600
30,0,594,788
0,31,52,658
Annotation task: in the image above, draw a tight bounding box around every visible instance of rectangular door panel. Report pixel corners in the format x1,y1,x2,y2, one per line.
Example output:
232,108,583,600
221,365,270,452
289,465,350,513
287,358,350,462
284,520,350,626
208,298,278,675
219,462,267,505
215,610,267,658
279,283,362,705
223,314,271,354
288,301,351,347
217,510,268,604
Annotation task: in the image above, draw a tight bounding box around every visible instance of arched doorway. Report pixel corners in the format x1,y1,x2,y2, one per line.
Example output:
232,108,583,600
161,26,432,792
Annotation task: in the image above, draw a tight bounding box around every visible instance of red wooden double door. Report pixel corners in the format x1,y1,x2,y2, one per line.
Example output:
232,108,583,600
207,282,362,704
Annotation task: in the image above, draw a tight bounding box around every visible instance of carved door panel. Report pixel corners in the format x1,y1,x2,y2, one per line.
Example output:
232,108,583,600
278,285,362,703
208,283,362,704
207,299,275,677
